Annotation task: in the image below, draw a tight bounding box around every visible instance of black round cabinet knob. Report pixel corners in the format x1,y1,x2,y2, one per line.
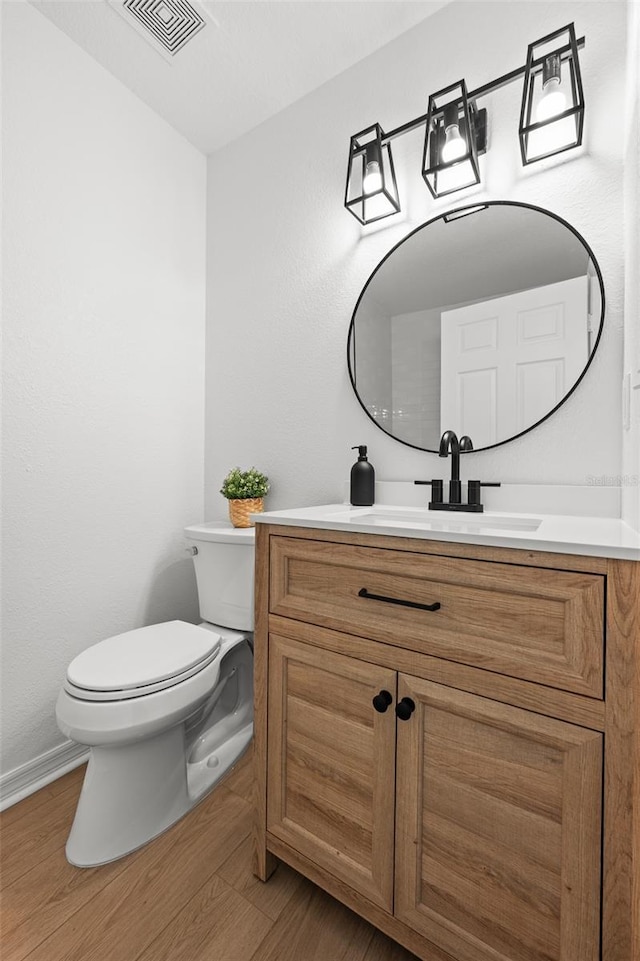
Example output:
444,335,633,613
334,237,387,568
395,697,416,721
372,690,393,713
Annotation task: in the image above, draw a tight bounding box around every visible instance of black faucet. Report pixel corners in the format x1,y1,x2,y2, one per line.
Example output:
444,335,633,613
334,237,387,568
414,430,500,512
438,430,473,504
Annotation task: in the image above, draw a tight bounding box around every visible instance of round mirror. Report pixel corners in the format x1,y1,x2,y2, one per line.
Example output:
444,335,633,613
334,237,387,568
347,201,604,452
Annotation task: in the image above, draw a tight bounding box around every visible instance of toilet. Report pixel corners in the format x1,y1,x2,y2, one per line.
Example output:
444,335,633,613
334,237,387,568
55,522,255,867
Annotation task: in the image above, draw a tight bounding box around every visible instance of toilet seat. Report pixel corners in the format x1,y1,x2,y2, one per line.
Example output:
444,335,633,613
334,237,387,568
64,621,221,702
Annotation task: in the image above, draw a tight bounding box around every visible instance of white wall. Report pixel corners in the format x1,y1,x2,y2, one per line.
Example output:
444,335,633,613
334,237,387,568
1,1,206,776
205,1,628,518
622,0,640,530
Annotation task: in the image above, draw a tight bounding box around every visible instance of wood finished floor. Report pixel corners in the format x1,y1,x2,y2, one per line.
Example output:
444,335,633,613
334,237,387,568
0,748,419,961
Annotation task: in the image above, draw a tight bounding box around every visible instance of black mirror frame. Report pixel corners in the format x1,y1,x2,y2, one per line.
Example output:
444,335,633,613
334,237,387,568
347,199,605,454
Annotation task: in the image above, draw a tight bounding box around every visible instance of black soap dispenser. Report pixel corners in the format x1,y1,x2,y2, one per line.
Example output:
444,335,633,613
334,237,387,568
350,445,375,506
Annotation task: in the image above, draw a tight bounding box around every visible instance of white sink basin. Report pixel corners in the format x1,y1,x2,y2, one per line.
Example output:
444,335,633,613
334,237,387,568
327,506,542,534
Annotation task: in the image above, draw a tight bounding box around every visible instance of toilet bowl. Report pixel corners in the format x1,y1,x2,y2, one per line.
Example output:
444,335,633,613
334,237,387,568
56,523,255,867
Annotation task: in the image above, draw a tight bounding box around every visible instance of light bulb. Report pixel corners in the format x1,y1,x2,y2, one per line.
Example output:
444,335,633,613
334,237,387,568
362,160,382,195
441,123,466,164
536,76,567,122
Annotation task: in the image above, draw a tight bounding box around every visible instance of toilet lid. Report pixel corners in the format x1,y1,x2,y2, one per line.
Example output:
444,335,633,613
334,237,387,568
66,621,221,694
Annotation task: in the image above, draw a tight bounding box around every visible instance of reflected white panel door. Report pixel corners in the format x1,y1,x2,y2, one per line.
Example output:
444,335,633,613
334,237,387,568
440,277,589,447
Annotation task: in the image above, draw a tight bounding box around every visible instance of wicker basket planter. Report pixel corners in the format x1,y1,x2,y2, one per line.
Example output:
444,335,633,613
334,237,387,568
228,497,264,528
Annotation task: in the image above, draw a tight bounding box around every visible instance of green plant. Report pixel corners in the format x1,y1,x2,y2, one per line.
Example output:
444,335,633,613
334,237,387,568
220,466,270,501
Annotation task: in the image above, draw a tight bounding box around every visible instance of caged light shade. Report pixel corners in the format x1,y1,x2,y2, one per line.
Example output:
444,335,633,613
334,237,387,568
422,80,484,199
344,124,400,225
519,23,584,164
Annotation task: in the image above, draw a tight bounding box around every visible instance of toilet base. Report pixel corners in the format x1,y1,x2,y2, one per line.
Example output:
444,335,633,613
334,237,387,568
187,721,253,801
66,725,190,867
66,723,253,867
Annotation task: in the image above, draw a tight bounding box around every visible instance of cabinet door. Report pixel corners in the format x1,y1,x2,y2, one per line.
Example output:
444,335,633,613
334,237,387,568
394,676,602,961
267,633,397,911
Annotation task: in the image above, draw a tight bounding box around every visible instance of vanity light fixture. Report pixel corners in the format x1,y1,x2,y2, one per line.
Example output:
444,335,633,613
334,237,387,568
344,22,585,225
422,81,487,199
344,123,401,225
519,24,585,165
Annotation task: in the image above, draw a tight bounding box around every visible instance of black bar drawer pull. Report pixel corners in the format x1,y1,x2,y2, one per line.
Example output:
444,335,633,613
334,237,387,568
358,588,441,612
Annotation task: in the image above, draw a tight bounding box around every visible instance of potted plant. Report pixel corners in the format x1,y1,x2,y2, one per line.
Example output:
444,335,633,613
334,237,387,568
220,466,270,528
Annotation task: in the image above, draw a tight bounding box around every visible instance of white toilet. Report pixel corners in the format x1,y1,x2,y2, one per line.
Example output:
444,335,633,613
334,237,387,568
56,522,255,867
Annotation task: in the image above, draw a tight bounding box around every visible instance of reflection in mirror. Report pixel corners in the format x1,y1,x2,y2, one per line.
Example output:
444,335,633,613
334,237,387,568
348,202,604,452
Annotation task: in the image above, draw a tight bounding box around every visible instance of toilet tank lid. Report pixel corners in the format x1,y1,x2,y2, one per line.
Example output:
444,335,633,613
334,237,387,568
184,522,255,544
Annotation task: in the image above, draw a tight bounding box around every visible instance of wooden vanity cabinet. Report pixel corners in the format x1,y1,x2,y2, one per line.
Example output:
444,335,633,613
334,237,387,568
394,674,602,961
266,634,397,912
253,524,640,961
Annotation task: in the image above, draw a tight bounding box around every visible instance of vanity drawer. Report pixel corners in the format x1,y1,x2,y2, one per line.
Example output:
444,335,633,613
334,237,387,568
269,535,605,698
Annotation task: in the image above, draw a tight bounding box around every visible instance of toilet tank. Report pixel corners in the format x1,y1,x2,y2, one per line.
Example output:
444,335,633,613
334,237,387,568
184,523,255,631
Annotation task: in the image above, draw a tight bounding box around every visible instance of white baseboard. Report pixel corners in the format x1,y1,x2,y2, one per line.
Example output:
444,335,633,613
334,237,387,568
0,740,88,811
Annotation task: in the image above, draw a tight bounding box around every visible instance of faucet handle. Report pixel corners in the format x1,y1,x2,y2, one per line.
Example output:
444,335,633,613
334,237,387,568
414,478,444,506
467,480,501,507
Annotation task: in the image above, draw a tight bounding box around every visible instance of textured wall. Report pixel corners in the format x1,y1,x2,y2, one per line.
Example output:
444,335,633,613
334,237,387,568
1,2,206,774
205,0,628,519
622,0,640,530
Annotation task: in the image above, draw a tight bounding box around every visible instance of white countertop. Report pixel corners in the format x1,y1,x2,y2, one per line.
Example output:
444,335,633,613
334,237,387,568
254,502,640,561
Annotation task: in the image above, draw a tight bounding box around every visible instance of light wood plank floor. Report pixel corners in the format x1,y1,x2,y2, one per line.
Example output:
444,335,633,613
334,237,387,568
0,748,419,961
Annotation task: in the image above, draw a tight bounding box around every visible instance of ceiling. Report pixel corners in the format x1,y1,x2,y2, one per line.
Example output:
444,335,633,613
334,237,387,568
29,0,449,155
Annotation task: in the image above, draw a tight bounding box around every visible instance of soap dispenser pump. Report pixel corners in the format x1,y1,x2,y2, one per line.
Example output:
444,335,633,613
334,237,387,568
350,445,375,506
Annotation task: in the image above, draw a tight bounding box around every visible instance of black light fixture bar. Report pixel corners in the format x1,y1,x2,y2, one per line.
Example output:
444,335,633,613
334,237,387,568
467,36,584,101
345,24,585,223
377,35,585,148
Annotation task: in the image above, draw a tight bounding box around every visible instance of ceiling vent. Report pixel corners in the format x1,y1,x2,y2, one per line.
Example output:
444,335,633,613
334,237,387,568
107,0,209,60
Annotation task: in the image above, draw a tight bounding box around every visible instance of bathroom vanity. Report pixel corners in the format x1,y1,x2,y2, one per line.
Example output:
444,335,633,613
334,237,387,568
252,507,640,961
